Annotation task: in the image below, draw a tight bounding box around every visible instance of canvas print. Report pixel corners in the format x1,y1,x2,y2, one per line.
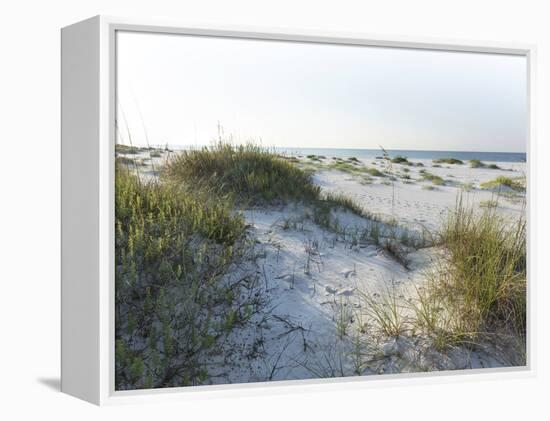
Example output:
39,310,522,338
114,31,527,390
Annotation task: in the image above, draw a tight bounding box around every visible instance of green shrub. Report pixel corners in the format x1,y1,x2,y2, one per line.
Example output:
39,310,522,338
115,165,255,390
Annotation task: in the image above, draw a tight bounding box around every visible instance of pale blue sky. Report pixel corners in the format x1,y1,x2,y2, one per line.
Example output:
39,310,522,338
116,31,527,152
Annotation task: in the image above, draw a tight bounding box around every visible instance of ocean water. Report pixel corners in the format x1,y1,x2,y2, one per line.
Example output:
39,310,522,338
160,144,526,163
272,147,526,163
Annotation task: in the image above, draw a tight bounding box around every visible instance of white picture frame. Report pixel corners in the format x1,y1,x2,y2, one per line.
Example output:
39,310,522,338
61,15,536,406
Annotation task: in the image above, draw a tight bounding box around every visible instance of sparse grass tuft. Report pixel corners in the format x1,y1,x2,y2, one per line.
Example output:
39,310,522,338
360,287,409,337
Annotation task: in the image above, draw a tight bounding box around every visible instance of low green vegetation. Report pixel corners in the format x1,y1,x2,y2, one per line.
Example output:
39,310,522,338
330,161,359,173
391,156,409,164
115,164,258,390
433,158,464,165
365,167,384,177
307,154,325,161
329,161,384,177
480,176,525,192
419,170,445,185
469,159,500,169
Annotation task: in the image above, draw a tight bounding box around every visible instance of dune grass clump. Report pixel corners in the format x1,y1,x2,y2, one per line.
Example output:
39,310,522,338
163,143,373,229
433,198,526,355
469,159,501,170
365,167,385,177
115,165,259,390
433,158,464,165
480,176,525,192
420,170,445,185
330,161,358,173
307,154,324,162
391,156,409,164
162,143,321,205
329,161,385,178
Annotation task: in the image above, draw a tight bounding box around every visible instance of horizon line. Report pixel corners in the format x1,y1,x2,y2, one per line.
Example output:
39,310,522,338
118,141,526,155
